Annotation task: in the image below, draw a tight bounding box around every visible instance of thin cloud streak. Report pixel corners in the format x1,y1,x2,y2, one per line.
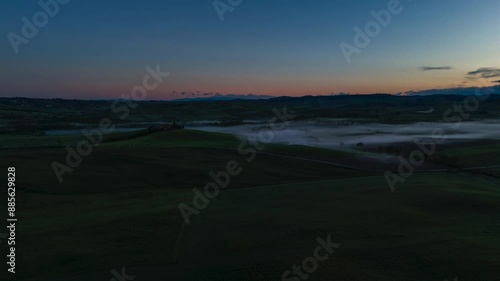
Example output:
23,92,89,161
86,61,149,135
467,67,500,79
418,66,453,71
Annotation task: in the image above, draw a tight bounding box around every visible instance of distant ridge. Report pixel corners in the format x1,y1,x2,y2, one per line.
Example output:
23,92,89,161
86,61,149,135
172,94,273,102
2,86,498,102
405,85,500,96
171,85,500,102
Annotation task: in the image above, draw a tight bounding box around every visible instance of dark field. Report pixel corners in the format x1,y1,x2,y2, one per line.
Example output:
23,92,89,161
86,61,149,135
2,125,500,280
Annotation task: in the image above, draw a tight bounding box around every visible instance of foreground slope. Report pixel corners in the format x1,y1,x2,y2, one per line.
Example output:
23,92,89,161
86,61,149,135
1,130,499,280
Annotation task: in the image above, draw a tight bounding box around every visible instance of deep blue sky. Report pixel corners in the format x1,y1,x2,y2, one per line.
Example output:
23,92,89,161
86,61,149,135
1,0,499,99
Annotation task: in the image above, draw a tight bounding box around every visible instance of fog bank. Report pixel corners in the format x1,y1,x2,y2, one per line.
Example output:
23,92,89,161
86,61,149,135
191,120,500,150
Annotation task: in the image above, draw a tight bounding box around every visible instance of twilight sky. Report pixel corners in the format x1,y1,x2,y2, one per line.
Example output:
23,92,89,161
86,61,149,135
1,0,499,100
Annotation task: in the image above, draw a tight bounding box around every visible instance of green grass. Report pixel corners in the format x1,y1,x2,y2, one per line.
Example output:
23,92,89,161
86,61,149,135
15,172,500,280
0,130,373,193
436,144,500,167
0,134,83,147
484,168,500,177
1,146,363,193
104,129,242,148
4,128,500,280
0,130,155,148
17,189,190,280
105,129,372,167
183,173,500,281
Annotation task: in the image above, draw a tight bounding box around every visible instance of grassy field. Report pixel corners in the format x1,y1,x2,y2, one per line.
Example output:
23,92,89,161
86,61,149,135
0,134,83,147
13,173,500,281
16,189,189,281
2,129,500,280
436,144,500,168
180,173,500,281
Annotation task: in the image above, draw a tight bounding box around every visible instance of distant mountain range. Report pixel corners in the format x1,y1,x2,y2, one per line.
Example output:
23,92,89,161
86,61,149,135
171,85,500,102
172,94,274,102
404,85,500,96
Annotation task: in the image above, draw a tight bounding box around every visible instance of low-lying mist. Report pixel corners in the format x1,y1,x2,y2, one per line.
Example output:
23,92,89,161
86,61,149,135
190,120,500,151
